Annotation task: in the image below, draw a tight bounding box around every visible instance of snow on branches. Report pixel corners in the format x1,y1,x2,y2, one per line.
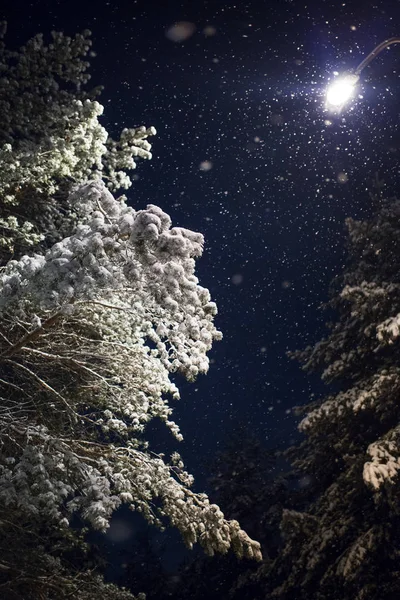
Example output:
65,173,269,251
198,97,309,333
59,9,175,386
0,180,260,561
363,435,400,490
0,180,221,380
0,25,262,590
290,199,400,492
0,23,155,256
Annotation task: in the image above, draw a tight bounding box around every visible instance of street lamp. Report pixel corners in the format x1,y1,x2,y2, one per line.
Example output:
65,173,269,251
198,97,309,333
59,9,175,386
325,37,400,112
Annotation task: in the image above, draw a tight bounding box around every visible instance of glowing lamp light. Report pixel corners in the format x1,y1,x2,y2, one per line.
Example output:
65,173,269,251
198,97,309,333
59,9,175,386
326,73,359,111
324,37,400,113
326,76,355,109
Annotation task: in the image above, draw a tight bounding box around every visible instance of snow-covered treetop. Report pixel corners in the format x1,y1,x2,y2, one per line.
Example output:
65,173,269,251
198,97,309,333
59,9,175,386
0,23,155,257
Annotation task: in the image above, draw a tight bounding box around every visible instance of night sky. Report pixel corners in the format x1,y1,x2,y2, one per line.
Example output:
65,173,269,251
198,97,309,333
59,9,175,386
2,0,400,571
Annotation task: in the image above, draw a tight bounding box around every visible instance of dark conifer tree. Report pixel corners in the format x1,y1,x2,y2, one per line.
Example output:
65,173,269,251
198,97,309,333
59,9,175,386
246,194,400,600
168,427,297,600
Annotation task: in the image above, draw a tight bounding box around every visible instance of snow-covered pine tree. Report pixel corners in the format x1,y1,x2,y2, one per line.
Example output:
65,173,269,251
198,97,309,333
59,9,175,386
0,23,261,599
260,196,400,600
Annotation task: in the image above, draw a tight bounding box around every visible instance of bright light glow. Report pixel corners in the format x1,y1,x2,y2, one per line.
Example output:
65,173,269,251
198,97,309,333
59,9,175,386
326,73,359,110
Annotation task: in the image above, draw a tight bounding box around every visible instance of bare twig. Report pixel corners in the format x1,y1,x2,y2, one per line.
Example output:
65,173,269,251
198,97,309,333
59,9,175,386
0,311,63,359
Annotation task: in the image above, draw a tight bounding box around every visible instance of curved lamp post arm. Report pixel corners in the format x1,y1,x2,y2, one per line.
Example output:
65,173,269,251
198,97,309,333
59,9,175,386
355,37,400,75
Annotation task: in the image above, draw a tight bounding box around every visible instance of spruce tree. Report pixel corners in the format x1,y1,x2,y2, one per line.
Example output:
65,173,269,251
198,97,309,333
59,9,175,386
253,195,400,600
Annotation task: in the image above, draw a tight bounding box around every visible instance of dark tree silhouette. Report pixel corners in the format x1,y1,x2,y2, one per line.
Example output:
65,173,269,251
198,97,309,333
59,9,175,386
244,195,400,600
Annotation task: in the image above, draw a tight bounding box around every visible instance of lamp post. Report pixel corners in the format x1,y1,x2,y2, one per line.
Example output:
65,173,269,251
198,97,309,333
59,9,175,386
325,37,400,111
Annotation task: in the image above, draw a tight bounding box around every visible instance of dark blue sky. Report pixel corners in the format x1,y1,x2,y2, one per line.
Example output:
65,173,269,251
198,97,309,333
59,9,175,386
2,0,400,565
